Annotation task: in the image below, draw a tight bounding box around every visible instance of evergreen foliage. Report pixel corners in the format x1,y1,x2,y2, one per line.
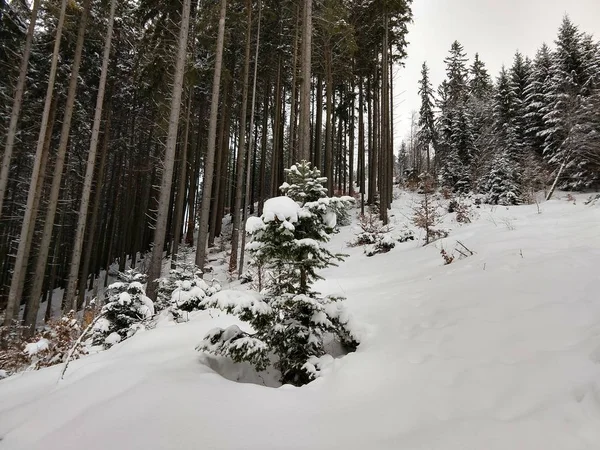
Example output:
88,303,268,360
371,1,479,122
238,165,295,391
198,164,357,386
92,270,155,348
156,252,221,321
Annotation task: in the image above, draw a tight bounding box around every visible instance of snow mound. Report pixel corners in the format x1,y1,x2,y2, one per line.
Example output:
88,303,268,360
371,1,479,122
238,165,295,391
262,196,300,224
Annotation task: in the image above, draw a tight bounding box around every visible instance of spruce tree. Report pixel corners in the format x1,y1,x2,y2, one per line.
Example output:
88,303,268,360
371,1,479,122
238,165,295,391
417,62,437,172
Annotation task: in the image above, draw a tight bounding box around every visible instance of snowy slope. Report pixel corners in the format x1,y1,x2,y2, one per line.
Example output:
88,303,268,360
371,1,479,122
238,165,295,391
1,192,600,450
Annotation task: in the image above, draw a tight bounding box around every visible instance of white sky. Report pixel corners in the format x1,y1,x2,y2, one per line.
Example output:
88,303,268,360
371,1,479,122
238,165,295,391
393,0,600,145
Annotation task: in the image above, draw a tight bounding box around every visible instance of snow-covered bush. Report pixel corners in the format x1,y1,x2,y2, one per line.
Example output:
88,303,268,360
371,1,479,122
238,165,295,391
0,322,30,376
480,151,521,205
26,311,88,369
0,312,88,375
413,194,447,245
448,197,473,223
92,270,155,348
349,213,412,257
198,291,358,386
156,253,221,321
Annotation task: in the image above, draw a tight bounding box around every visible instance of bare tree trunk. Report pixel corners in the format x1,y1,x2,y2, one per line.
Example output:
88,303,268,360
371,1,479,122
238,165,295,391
258,82,269,215
380,12,389,224
288,4,300,165
3,0,68,327
171,93,193,268
78,108,112,308
0,0,41,219
19,98,57,331
229,0,252,274
64,0,117,311
358,77,365,215
314,75,323,168
146,0,192,300
239,0,262,277
349,81,355,196
324,48,333,193
297,0,312,162
26,0,92,320
195,0,227,271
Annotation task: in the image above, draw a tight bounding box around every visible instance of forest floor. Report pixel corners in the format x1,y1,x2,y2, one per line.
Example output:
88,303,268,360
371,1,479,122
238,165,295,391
1,189,600,450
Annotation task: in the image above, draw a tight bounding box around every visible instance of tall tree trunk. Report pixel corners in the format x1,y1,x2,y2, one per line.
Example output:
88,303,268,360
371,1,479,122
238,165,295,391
171,92,193,268
271,59,283,196
27,0,92,317
258,82,268,215
239,0,262,277
314,75,323,168
229,0,252,274
19,97,57,331
64,0,117,312
78,108,112,308
349,80,355,196
288,4,300,165
0,0,41,219
146,0,192,300
358,77,365,215
380,13,389,224
297,0,312,162
195,0,227,271
3,0,68,327
324,48,333,194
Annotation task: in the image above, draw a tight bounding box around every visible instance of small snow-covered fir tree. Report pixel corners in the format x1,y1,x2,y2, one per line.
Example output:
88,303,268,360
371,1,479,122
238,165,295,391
480,149,521,205
246,196,344,295
279,160,328,204
156,254,221,321
92,270,155,348
198,164,358,386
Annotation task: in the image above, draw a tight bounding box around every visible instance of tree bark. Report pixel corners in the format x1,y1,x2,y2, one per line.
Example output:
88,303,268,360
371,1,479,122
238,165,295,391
0,0,41,219
195,0,227,271
171,93,193,268
64,0,117,312
298,0,313,162
229,0,252,274
146,0,192,300
3,0,68,326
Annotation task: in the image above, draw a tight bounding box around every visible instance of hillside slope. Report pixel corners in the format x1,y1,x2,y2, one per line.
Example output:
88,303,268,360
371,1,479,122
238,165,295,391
1,192,600,450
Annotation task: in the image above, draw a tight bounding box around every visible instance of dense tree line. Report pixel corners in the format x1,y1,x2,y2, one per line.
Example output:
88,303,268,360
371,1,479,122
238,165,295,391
403,16,600,202
0,0,412,332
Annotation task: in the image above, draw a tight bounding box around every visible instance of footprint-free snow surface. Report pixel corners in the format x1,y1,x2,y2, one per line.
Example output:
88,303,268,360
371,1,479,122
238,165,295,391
1,192,600,450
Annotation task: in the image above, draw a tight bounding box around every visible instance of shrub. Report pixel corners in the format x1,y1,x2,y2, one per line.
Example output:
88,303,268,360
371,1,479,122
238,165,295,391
198,291,357,386
92,269,155,348
156,252,221,321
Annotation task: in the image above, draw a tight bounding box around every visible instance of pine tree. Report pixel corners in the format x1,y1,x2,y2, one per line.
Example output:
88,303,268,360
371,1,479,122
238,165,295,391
524,44,554,156
509,52,532,158
279,160,328,204
417,62,437,172
92,270,155,348
541,16,587,187
198,164,356,386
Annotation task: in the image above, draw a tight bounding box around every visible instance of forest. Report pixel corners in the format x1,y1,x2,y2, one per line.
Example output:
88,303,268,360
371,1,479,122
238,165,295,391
0,0,411,334
1,0,599,338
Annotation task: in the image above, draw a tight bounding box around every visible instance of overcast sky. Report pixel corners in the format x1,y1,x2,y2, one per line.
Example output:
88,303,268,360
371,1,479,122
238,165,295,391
393,0,600,145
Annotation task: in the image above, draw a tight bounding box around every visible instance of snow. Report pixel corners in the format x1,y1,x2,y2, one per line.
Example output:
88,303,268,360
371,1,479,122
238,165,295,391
245,216,265,234
104,332,122,346
24,339,50,357
262,196,300,224
1,191,600,449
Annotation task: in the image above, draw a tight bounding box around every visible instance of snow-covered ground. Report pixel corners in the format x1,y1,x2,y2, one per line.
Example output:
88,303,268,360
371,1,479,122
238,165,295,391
1,191,600,450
